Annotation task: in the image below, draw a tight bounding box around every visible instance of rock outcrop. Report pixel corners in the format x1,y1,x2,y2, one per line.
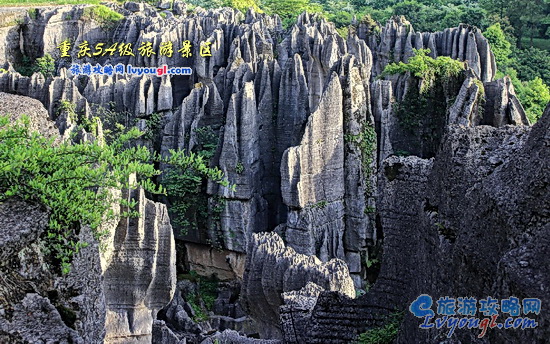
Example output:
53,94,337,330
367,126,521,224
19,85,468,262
0,93,177,343
280,104,549,343
241,232,354,338
0,4,547,343
101,185,177,343
360,16,497,82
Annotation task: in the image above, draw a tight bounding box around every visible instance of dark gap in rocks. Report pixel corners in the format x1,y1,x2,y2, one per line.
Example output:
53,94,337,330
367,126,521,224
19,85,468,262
47,290,77,330
384,162,403,182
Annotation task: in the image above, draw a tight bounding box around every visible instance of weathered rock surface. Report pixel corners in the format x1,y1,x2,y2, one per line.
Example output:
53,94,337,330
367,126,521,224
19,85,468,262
102,186,177,343
360,16,496,82
201,329,282,344
0,92,60,138
241,232,354,338
0,94,178,343
0,4,547,343
283,105,549,343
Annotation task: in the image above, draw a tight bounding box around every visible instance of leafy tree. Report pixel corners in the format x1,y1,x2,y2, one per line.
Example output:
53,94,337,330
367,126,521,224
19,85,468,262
512,46,550,86
262,0,323,27
34,53,56,78
518,77,550,123
484,23,513,68
0,116,230,274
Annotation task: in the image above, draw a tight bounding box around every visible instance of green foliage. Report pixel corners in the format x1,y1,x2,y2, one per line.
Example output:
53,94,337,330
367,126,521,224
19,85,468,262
181,271,219,321
82,5,124,31
0,0,106,4
163,126,228,235
346,123,377,215
57,100,77,122
235,161,244,174
518,77,550,123
381,49,465,93
346,123,377,195
262,0,322,28
356,312,404,344
0,115,229,274
310,200,327,209
34,53,55,78
520,37,550,51
193,126,218,159
484,23,512,68
15,54,56,78
186,291,209,322
89,103,134,143
27,8,37,19
143,113,163,141
512,47,550,86
336,25,349,38
224,0,262,13
380,1,486,32
198,275,219,311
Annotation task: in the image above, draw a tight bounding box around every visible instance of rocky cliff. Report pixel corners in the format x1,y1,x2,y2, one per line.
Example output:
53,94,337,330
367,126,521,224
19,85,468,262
0,2,547,343
0,93,176,343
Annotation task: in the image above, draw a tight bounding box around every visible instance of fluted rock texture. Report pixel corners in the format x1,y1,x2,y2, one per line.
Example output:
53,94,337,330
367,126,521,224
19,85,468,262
0,93,177,343
241,232,354,338
284,106,549,343
0,3,547,343
101,186,177,343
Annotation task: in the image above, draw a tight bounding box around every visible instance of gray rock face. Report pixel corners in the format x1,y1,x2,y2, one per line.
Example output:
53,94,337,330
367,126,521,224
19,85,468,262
0,92,60,139
1,294,84,343
0,200,107,344
201,329,281,344
360,16,496,82
286,106,549,343
0,94,177,343
102,187,177,343
1,5,547,343
241,232,354,338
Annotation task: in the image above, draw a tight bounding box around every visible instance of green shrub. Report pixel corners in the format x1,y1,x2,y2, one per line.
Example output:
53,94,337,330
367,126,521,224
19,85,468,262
27,8,38,20
15,54,55,78
163,126,226,235
356,312,403,344
381,49,465,94
82,5,124,31
0,115,230,274
310,200,327,209
34,53,56,78
57,99,77,122
143,113,163,141
235,161,244,174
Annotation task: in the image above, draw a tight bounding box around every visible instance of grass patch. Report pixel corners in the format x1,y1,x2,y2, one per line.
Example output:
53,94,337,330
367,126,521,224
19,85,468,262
82,5,123,30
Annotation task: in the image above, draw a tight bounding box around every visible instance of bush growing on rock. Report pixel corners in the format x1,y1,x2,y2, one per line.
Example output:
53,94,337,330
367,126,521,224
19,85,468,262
82,5,124,30
381,49,465,93
0,115,230,274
